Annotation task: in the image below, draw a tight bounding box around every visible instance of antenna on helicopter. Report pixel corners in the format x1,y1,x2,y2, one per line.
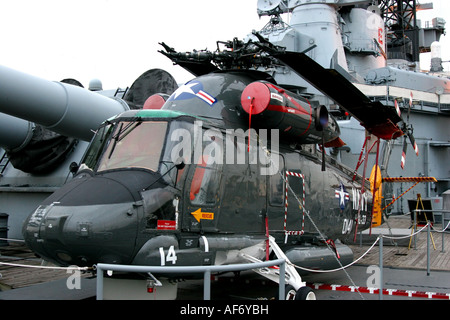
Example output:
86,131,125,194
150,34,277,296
314,106,329,171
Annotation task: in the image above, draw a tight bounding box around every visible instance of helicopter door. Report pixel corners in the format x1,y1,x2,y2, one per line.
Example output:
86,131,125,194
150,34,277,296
284,170,306,236
267,154,285,230
183,129,223,232
218,161,266,234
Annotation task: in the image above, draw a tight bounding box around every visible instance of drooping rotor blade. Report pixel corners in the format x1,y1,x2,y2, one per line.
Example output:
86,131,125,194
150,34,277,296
401,136,407,169
408,131,419,156
394,100,401,118
272,51,404,140
405,92,419,156
396,92,419,166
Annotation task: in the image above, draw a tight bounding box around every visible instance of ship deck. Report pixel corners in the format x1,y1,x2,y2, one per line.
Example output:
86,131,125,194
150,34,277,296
349,215,450,271
0,216,449,300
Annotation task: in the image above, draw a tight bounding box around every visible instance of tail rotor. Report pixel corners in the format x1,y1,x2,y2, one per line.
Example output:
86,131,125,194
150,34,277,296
397,92,419,169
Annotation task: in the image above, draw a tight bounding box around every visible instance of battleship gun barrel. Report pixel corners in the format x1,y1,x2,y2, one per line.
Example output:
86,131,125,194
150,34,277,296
0,113,34,151
0,65,129,142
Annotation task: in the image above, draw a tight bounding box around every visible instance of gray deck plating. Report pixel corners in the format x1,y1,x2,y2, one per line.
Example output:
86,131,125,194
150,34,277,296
0,217,448,300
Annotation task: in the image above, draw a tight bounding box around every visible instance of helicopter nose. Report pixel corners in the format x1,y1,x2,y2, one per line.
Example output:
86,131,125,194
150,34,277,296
23,201,139,267
22,171,147,267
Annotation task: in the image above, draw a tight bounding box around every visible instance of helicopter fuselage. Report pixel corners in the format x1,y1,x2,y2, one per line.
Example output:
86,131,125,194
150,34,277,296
23,71,372,272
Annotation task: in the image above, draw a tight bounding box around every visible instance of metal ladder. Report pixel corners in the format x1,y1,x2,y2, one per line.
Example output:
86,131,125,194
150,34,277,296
0,151,10,176
114,87,129,98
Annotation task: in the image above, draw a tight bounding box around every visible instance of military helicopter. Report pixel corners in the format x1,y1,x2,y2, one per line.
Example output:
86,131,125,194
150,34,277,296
18,32,411,300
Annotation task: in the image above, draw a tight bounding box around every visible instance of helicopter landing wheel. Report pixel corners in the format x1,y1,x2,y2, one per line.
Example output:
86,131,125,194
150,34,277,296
284,285,316,300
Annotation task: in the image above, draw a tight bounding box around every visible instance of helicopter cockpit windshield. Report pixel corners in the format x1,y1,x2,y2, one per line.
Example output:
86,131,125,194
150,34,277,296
98,121,167,172
79,116,194,181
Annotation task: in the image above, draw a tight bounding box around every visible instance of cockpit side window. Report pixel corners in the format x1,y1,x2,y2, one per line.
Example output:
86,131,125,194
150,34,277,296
189,128,223,206
142,188,176,230
81,123,114,170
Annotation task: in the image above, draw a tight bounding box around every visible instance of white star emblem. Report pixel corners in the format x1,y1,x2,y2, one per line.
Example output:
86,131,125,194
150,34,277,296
338,187,346,206
335,184,349,209
173,82,200,99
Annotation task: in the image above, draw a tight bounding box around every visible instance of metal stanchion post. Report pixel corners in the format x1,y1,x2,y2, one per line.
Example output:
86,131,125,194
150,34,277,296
204,269,211,300
359,230,362,247
279,261,285,300
427,222,431,276
413,211,417,249
96,266,104,300
442,212,447,253
379,236,383,300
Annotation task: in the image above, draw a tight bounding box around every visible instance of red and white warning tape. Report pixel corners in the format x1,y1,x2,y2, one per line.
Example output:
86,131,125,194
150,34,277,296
284,171,306,236
307,282,450,300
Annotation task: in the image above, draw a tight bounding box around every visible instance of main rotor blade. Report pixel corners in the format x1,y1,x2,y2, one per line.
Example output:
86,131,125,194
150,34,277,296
408,131,419,156
394,100,401,118
158,43,220,77
273,51,403,140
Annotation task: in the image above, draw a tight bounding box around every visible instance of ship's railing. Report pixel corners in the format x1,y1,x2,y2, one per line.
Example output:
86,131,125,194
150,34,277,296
95,258,287,300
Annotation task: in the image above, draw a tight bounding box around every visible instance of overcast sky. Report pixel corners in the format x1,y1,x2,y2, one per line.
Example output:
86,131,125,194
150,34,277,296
0,0,448,89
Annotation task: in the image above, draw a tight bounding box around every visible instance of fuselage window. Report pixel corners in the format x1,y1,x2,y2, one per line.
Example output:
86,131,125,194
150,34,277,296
189,129,223,206
269,154,285,206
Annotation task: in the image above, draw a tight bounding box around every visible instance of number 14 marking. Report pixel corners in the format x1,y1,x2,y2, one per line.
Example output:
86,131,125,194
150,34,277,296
159,246,178,266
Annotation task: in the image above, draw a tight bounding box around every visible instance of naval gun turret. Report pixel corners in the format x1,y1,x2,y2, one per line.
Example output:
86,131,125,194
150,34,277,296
0,65,178,239
0,65,130,174
0,65,179,171
0,65,130,143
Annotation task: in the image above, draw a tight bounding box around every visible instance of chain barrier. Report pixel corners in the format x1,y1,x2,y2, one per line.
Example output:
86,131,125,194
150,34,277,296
290,236,381,273
291,219,449,274
0,260,91,271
